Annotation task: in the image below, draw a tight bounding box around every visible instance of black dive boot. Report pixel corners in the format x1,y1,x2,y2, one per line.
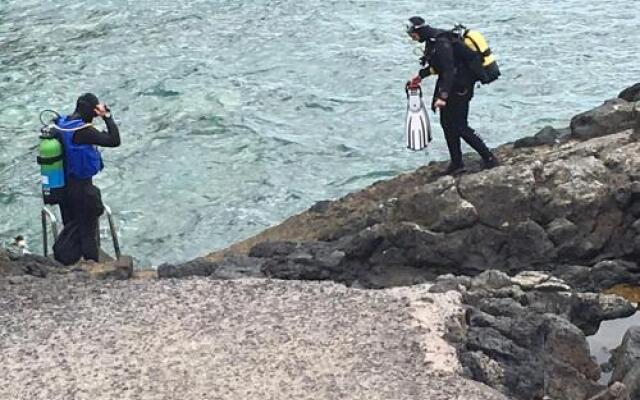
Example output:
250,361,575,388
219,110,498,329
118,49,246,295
444,163,466,176
483,155,500,169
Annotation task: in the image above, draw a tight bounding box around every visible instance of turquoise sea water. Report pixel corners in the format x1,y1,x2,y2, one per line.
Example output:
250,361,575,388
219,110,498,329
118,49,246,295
1,1,638,265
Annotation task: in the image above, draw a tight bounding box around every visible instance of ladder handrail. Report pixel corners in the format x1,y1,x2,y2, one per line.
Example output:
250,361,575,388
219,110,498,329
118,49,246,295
41,207,59,257
103,205,121,260
41,204,121,260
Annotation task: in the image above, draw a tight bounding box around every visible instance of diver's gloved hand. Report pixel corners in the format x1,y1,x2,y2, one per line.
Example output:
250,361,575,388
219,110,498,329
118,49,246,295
432,97,447,112
419,55,429,66
406,75,422,89
94,103,112,119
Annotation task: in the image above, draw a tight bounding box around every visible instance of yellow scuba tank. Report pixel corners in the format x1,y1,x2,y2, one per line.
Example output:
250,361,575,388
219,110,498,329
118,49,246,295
419,25,500,84
454,25,501,84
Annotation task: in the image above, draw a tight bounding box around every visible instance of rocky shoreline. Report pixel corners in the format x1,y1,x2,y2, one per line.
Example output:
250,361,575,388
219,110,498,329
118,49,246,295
2,83,640,399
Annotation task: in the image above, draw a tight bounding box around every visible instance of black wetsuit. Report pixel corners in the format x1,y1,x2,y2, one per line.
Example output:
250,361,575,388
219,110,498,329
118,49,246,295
57,115,120,263
419,33,494,168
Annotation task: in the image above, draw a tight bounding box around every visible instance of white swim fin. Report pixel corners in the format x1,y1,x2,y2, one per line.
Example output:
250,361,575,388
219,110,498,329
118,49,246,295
404,84,432,151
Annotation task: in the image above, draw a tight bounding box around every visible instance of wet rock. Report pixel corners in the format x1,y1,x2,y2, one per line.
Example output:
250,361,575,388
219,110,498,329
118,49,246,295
570,99,637,140
621,364,640,400
462,294,546,399
611,327,640,383
542,314,601,380
460,284,634,399
513,125,562,148
619,83,640,102
515,290,636,336
309,200,332,213
573,293,636,335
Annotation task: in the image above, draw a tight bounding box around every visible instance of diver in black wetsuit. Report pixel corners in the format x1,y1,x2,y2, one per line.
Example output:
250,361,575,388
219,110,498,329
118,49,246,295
53,93,120,264
406,16,498,175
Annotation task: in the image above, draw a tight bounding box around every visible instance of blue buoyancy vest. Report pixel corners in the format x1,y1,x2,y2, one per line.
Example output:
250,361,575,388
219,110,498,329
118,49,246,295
55,116,104,180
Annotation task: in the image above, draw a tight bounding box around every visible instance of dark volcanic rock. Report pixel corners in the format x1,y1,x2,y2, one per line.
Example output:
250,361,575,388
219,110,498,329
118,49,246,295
460,280,637,400
587,382,630,400
621,364,640,400
158,258,217,278
462,305,546,399
619,83,640,102
611,327,640,384
0,249,61,278
429,274,471,293
569,293,637,335
253,241,354,282
469,270,512,290
513,125,563,148
209,256,265,280
158,256,266,280
570,99,637,140
554,260,640,292
542,314,602,400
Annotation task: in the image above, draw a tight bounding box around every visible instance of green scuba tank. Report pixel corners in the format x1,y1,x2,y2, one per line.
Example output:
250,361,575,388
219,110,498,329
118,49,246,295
37,112,65,204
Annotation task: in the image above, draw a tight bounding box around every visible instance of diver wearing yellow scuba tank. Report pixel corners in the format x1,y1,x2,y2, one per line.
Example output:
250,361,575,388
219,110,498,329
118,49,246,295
406,16,498,175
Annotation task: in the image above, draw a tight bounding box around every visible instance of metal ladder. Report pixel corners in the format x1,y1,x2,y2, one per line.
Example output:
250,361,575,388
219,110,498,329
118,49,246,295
41,204,121,260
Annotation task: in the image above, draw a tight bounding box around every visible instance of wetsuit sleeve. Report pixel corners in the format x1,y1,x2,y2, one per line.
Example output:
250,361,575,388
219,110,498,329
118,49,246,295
73,116,121,147
432,39,455,100
418,50,432,78
418,67,432,79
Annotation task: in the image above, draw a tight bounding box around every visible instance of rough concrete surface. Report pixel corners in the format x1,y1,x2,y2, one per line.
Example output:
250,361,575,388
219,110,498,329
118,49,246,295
0,276,505,400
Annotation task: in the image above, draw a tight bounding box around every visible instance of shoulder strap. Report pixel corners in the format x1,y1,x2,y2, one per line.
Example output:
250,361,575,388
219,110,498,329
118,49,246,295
52,123,93,132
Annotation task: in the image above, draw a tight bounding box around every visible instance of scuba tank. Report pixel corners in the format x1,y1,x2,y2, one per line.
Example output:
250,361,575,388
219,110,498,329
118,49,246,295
452,24,501,84
37,111,65,205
